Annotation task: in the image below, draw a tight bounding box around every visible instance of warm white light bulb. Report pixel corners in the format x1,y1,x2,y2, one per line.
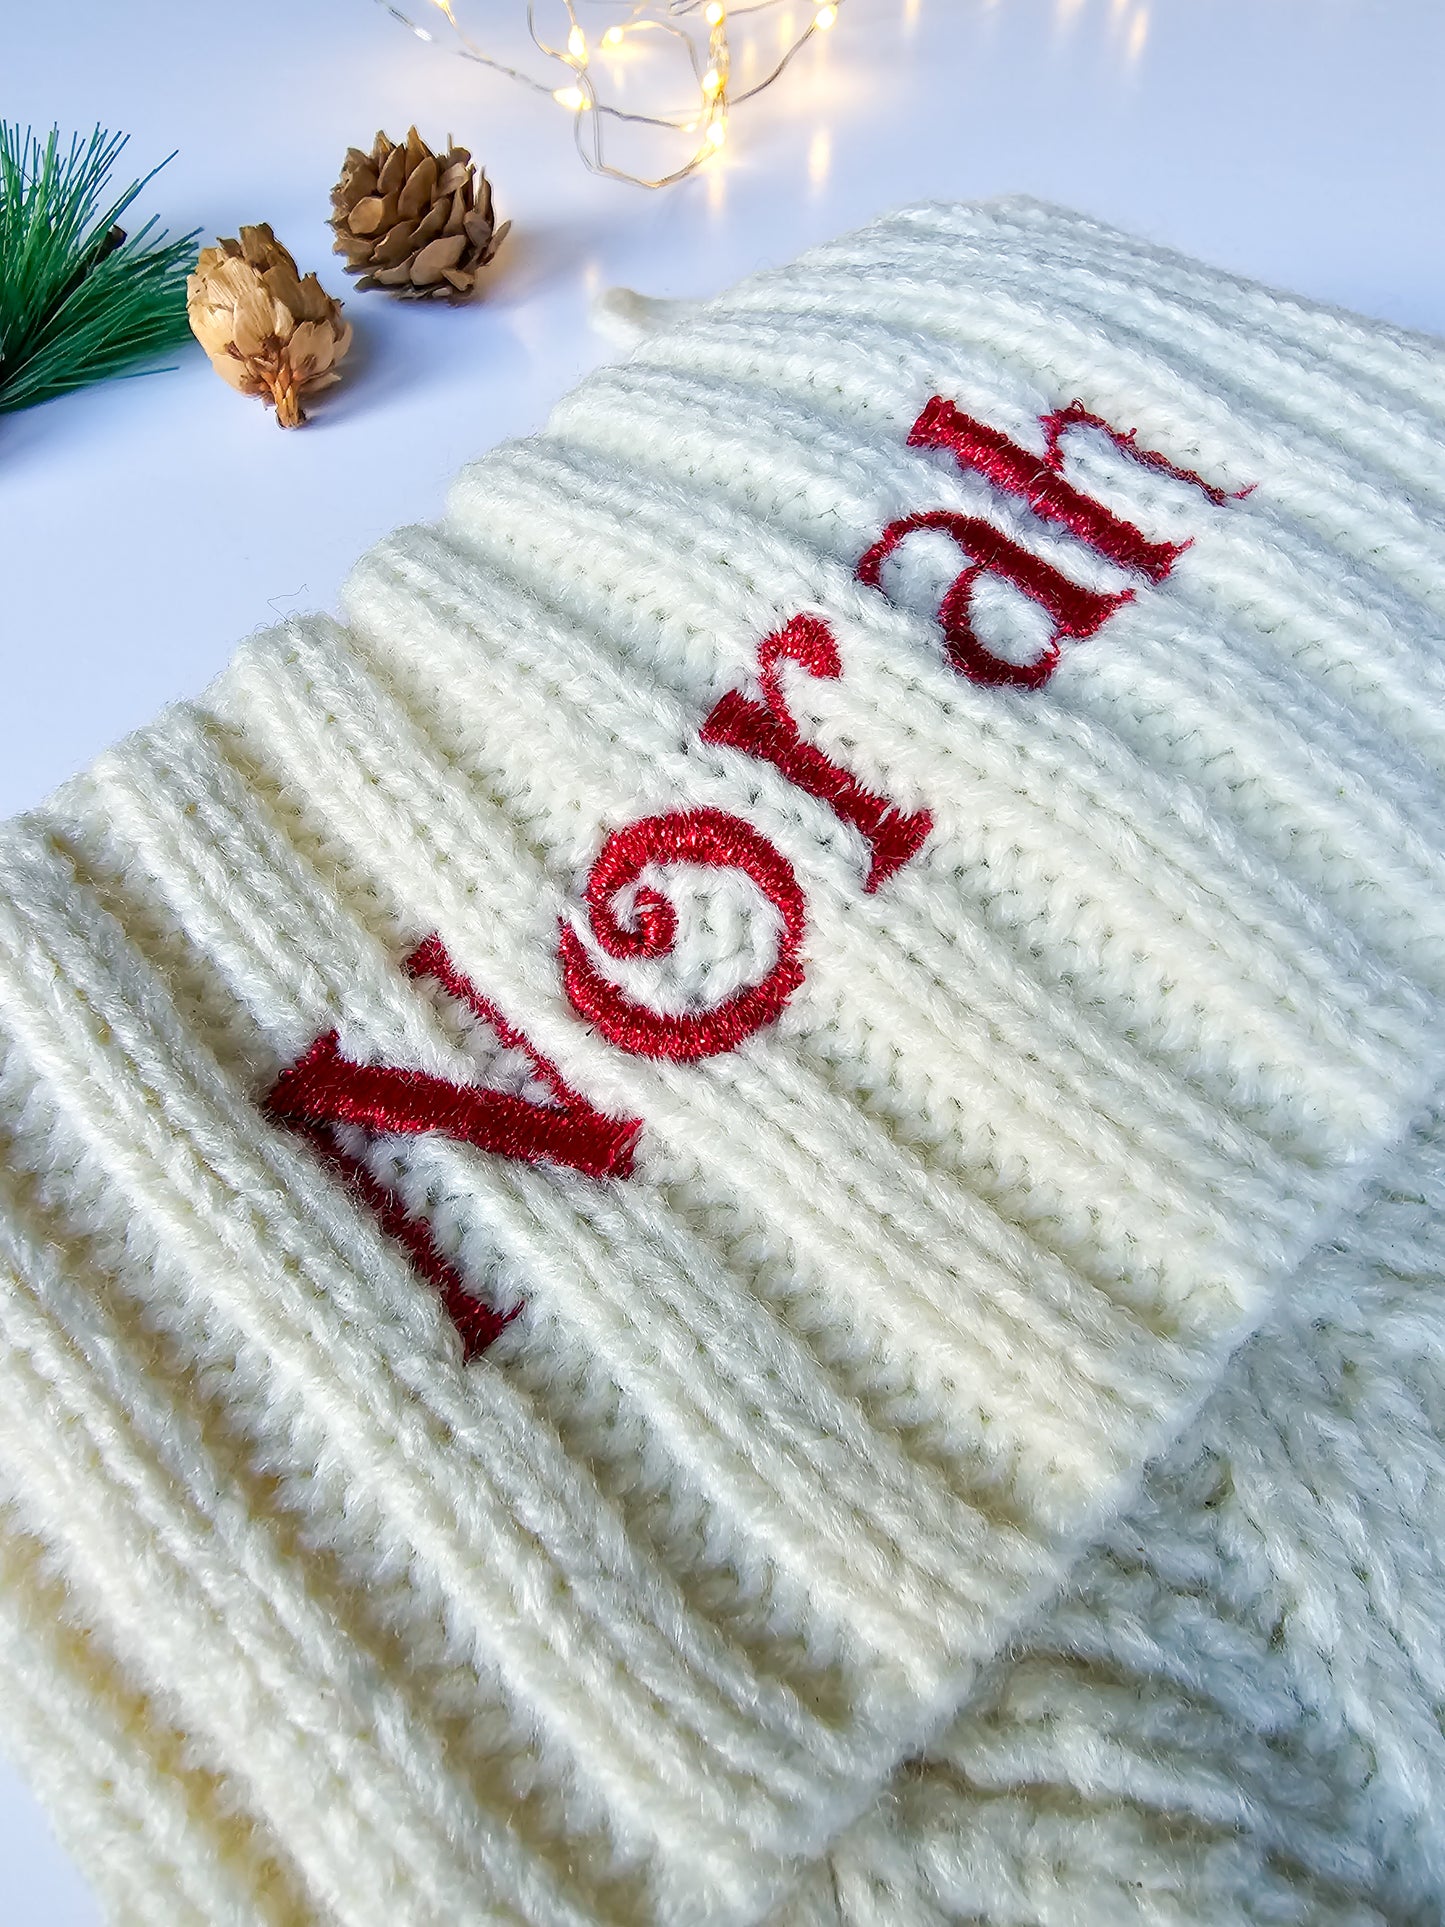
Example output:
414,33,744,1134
379,0,825,187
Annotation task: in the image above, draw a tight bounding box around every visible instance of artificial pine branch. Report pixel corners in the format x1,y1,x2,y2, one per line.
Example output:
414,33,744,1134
0,124,198,415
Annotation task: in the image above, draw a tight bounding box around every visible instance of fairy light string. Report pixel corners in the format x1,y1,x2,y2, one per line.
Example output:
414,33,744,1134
370,0,845,187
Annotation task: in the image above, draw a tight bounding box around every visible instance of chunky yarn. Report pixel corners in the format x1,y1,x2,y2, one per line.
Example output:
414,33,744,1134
0,197,1442,1925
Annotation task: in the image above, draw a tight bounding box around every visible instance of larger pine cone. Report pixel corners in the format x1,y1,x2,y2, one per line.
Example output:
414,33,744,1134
330,128,510,300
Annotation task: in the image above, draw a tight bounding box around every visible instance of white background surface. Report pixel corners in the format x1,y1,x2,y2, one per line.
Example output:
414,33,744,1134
2,0,1443,1916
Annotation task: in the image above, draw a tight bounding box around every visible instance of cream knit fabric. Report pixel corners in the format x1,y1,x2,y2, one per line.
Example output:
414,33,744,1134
1,196,1443,1925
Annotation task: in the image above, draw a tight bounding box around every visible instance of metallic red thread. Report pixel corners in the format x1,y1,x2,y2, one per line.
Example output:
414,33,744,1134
1041,400,1249,506
700,614,933,891
908,396,1187,582
756,613,840,712
268,1029,640,1180
265,936,643,1356
856,509,1132,690
291,1118,514,1361
560,807,807,1061
404,932,637,1145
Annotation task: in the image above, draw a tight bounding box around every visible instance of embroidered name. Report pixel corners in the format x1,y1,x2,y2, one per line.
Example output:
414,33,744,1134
270,394,1241,1352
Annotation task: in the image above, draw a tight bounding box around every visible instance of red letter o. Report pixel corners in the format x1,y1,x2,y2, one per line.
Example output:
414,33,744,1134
559,807,807,1061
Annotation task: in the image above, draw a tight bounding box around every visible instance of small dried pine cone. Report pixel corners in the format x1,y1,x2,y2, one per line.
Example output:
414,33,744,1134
187,225,351,428
330,126,510,300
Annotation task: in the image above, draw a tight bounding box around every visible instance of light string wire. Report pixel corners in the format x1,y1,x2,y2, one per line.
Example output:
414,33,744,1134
370,0,844,187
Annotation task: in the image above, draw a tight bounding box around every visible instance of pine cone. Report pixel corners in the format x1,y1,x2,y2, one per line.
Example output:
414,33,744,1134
187,225,351,428
330,128,510,300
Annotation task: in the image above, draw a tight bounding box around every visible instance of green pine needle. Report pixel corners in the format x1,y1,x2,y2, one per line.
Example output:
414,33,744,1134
0,124,199,415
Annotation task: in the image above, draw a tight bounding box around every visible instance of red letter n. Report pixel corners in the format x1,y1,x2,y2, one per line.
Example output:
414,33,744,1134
267,935,641,1356
700,614,933,890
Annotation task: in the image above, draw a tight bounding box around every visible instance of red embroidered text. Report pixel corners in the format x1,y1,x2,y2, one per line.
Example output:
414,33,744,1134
700,614,933,889
856,509,1132,690
267,934,642,1355
858,395,1236,688
908,396,1190,581
559,806,807,1061
265,397,1241,1326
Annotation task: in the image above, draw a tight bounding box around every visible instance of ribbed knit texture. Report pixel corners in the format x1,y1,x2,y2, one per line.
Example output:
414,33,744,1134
0,197,1442,1924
